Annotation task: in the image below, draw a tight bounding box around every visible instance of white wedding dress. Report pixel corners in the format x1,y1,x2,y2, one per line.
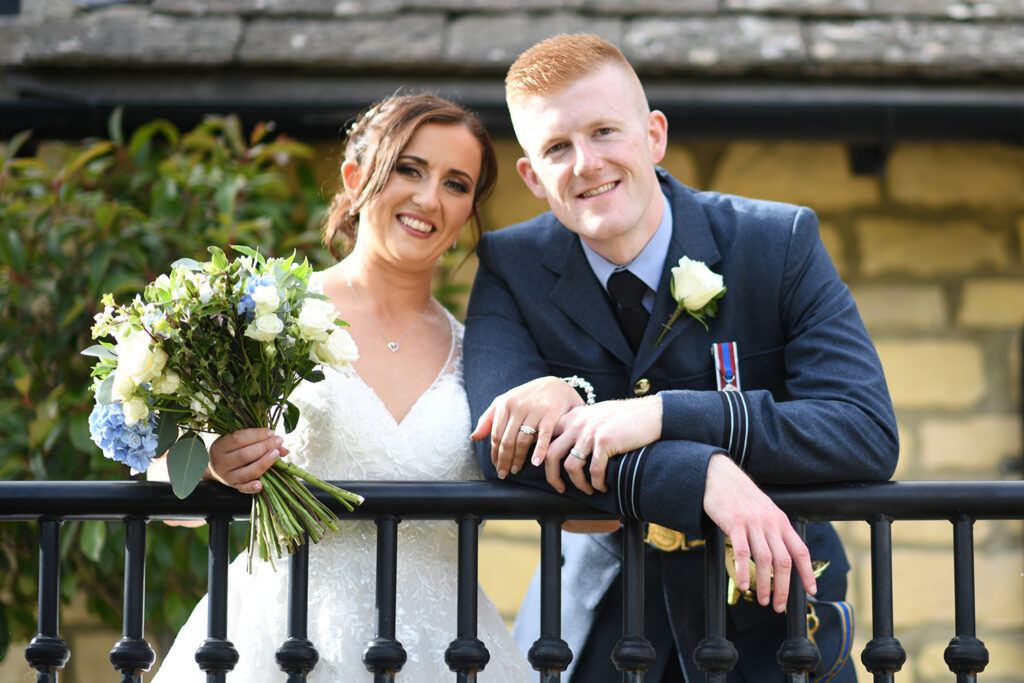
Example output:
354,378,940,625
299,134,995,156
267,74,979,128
152,283,534,681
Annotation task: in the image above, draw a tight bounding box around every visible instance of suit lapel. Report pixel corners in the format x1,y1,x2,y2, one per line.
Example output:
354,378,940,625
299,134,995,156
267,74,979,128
545,228,636,365
634,172,722,378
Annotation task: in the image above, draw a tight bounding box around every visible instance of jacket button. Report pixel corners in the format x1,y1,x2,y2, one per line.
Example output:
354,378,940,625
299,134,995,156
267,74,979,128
633,378,651,396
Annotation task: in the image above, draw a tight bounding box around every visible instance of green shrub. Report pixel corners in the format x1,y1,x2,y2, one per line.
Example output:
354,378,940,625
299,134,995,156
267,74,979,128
0,110,333,657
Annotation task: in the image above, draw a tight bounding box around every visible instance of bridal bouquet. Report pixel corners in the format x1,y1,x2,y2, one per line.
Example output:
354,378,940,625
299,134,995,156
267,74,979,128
85,245,363,568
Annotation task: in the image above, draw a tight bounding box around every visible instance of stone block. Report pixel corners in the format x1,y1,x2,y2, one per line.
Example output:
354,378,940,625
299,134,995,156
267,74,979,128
880,548,1024,632
919,415,1020,476
479,521,539,624
22,6,241,66
482,139,552,228
818,220,846,278
807,19,1024,78
857,217,1009,277
873,340,985,409
959,280,1024,328
157,0,404,13
0,22,32,65
239,15,445,67
893,421,915,479
851,284,946,332
888,143,1024,209
586,0,717,14
890,519,999,547
920,635,1024,680
724,0,874,15
1018,217,1024,265
658,144,699,188
710,142,880,211
446,12,622,67
406,0,584,9
624,16,804,74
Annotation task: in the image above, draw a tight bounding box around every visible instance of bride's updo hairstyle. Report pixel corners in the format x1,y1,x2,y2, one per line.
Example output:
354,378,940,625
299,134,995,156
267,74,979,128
324,93,498,259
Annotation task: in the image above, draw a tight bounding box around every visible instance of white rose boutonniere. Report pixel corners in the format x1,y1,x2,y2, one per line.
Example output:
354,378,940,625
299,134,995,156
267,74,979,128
656,256,726,345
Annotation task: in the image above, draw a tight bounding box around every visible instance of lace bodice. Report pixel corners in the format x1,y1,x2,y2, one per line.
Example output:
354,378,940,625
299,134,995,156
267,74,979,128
151,275,532,682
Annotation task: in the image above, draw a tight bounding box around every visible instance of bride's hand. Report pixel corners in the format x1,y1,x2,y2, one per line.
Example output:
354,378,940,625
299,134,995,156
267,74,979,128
470,376,583,481
208,428,288,494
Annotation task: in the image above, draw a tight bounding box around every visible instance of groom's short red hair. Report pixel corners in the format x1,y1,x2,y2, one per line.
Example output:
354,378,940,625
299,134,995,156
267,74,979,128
505,33,635,106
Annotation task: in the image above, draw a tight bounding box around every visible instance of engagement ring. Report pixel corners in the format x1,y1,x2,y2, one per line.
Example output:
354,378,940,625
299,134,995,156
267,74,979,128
518,425,538,436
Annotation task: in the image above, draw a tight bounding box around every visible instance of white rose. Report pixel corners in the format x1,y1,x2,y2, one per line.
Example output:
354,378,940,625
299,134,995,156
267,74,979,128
670,256,725,311
296,298,337,342
252,285,281,316
116,331,168,385
244,313,284,342
310,328,359,371
150,370,180,395
110,368,137,402
122,397,149,426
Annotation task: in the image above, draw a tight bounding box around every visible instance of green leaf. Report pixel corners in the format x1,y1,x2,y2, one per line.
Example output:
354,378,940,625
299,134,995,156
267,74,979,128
96,374,115,404
208,245,228,270
155,411,179,457
231,244,264,263
283,401,300,434
6,230,26,271
170,257,203,272
82,344,118,360
107,106,124,148
79,520,107,562
167,435,209,499
305,369,325,384
3,129,32,164
69,412,93,453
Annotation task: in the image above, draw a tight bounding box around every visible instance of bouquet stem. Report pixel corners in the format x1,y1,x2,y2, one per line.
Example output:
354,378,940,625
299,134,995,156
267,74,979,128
246,458,364,570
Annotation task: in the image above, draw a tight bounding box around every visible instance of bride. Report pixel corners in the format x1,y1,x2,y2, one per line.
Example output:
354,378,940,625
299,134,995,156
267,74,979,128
153,94,534,681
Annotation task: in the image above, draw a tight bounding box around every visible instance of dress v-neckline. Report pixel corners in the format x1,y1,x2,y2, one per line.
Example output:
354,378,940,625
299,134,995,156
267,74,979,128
347,306,459,427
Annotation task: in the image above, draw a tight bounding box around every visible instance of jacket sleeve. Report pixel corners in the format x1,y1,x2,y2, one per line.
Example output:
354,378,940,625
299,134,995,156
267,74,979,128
658,207,899,486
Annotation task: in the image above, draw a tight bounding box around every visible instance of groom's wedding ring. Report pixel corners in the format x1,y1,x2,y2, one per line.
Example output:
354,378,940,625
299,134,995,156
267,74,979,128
518,425,538,436
569,448,588,461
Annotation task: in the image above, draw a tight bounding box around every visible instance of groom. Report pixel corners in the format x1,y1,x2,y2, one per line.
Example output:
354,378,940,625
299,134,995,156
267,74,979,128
464,34,898,681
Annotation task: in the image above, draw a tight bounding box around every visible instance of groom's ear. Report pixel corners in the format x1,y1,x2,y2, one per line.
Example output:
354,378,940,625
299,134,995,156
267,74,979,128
516,157,548,201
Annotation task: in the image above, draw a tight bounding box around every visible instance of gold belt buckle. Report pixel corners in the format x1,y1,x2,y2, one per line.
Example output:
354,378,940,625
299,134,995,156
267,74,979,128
644,523,705,552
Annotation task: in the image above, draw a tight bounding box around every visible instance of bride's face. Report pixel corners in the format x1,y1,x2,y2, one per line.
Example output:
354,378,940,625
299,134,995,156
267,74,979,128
350,122,482,270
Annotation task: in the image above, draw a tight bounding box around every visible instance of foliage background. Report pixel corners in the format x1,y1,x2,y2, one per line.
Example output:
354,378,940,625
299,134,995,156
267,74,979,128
0,111,470,658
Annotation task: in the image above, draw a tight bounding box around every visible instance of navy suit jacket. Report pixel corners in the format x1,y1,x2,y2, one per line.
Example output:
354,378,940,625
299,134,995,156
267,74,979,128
464,169,898,677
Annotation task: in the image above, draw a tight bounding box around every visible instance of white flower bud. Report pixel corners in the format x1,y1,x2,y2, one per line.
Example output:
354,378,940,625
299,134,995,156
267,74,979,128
310,327,359,372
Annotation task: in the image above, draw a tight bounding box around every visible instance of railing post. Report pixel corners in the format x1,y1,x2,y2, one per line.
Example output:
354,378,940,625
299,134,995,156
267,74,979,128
445,514,490,682
943,515,989,682
194,514,239,681
611,518,656,681
527,517,573,682
777,519,820,682
275,538,320,682
108,516,156,683
692,527,738,682
861,516,906,682
24,517,71,683
364,514,408,682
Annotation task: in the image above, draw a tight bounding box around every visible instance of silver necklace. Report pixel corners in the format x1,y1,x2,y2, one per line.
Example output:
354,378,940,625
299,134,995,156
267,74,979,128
346,279,431,353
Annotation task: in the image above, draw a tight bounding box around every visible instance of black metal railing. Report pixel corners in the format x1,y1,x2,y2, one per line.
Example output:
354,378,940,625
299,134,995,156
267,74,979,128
1,479,1022,682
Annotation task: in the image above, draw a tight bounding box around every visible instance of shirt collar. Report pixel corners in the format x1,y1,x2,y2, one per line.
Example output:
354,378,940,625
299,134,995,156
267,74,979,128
581,191,672,295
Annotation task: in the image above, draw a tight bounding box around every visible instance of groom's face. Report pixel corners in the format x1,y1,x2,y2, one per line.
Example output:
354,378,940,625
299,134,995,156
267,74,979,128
510,63,668,263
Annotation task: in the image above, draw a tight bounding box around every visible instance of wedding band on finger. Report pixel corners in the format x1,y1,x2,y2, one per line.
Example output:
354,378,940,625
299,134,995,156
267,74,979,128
569,447,589,462
518,425,538,436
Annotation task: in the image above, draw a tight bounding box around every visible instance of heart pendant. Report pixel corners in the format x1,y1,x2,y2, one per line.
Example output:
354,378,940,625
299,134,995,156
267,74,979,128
387,342,400,353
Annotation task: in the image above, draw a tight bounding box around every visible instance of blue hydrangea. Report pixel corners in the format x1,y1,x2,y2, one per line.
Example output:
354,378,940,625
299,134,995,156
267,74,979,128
237,275,276,321
88,401,160,475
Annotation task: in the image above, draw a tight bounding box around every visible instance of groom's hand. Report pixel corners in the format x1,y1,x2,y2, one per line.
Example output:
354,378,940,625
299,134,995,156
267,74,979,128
470,376,582,481
702,453,817,612
546,396,662,494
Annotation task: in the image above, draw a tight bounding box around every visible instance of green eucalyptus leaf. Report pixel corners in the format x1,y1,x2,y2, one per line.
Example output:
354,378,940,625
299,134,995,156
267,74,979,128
82,344,118,360
79,520,107,562
170,257,203,271
96,374,115,405
167,436,209,499
155,412,179,457
305,369,325,384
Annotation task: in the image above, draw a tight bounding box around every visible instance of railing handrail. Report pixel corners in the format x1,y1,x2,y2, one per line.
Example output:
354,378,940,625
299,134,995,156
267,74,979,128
1,479,1022,521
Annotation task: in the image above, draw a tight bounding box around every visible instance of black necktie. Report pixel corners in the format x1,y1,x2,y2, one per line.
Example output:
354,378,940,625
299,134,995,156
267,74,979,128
607,269,650,353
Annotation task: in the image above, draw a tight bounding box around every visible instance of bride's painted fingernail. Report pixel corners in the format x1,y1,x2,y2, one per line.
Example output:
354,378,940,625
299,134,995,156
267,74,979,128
268,449,280,461
253,481,262,492
510,465,520,475
497,468,507,479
